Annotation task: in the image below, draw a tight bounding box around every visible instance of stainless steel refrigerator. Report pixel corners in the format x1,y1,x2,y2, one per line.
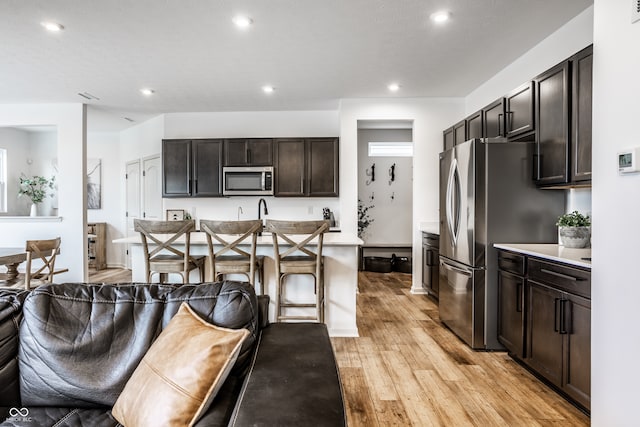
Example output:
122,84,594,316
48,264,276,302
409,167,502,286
439,138,565,350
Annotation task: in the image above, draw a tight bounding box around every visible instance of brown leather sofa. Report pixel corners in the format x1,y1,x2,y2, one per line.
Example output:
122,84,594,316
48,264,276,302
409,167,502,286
0,281,345,426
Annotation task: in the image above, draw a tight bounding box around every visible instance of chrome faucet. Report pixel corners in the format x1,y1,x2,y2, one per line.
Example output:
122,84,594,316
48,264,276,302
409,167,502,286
258,198,269,235
237,206,243,221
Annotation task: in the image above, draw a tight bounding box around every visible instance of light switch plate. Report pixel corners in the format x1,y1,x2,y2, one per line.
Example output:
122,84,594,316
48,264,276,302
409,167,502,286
632,0,640,23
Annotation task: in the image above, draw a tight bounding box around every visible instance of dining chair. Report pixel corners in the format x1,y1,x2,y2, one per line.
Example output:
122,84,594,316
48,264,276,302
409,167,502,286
266,219,330,323
133,219,205,284
22,237,69,290
199,219,265,294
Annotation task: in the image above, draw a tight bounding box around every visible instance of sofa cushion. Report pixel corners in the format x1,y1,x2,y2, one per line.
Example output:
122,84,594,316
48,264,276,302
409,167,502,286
0,289,29,408
18,281,258,408
0,407,121,426
112,302,249,427
230,323,346,426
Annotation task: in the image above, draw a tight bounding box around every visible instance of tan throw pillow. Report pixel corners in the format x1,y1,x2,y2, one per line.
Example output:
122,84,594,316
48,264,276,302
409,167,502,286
111,302,249,427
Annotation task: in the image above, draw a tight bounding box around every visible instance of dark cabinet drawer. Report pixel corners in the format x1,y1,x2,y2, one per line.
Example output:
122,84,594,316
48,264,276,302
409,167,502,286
528,258,590,298
498,250,525,276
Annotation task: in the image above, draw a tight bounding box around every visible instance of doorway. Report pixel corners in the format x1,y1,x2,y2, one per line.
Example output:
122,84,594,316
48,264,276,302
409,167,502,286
357,120,414,270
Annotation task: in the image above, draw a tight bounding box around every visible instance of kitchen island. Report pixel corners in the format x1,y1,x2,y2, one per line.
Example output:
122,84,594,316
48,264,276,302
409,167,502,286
114,231,362,337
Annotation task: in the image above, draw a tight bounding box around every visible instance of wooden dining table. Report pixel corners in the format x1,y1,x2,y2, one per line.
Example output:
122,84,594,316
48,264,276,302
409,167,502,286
0,248,27,284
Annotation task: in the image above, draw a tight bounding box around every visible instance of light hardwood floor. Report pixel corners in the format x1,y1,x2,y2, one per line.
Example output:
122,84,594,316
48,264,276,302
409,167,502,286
87,268,589,426
332,271,589,427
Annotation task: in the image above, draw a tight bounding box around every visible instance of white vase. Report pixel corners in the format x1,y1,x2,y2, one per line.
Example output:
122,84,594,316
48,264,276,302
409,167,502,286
559,226,591,248
30,203,37,217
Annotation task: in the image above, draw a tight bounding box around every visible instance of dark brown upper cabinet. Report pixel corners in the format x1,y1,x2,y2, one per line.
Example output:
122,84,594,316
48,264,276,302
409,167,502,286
274,138,339,197
224,138,273,166
453,120,466,145
505,82,535,139
162,139,224,197
443,127,454,151
308,138,339,197
571,45,593,183
466,110,483,140
534,44,593,187
534,62,570,185
483,98,505,139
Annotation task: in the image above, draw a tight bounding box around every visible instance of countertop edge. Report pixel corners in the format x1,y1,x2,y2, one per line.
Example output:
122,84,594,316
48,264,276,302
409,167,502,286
115,232,363,246
494,243,591,269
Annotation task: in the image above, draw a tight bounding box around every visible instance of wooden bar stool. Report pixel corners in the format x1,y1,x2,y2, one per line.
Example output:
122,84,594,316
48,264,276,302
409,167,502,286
266,219,330,323
134,219,205,284
199,219,265,294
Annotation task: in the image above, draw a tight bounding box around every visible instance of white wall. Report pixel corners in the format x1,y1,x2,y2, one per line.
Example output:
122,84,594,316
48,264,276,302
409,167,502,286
0,104,87,282
591,0,640,424
88,132,124,267
339,98,464,292
0,128,31,215
29,131,58,217
466,6,594,114
357,128,413,246
0,128,58,216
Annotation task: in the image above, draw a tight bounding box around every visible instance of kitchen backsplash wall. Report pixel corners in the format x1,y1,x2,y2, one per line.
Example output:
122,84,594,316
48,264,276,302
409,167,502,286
566,188,592,217
163,196,340,228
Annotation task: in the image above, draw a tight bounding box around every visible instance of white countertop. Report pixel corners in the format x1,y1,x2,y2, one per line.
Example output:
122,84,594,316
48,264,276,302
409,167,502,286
494,243,591,269
114,231,363,246
418,221,439,235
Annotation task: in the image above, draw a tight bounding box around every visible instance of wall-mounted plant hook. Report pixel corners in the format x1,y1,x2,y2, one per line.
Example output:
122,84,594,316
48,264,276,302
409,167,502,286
388,163,396,185
369,192,375,201
391,191,395,201
365,163,376,185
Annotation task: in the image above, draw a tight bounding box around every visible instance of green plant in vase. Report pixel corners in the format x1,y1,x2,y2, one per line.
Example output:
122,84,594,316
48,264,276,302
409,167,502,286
358,199,375,239
556,210,591,248
18,174,56,216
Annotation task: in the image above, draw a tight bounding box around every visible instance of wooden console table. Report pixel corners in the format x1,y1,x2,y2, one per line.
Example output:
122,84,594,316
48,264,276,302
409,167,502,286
88,222,107,270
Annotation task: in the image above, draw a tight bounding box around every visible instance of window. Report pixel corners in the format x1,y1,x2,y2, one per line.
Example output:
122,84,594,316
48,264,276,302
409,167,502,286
0,148,6,212
368,142,413,157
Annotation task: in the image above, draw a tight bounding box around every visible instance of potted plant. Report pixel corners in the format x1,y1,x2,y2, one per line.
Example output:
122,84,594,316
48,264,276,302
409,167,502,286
556,210,591,248
18,174,56,216
357,199,375,239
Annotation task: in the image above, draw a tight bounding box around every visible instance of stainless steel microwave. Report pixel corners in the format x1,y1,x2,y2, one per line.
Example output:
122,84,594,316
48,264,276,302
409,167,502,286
223,166,274,196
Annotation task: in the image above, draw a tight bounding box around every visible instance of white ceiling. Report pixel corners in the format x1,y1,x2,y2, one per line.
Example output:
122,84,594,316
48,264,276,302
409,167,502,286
0,0,592,132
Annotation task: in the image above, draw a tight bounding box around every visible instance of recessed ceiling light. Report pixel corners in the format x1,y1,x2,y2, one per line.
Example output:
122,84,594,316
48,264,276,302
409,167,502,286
140,88,155,96
430,11,451,23
388,83,400,92
262,85,275,94
233,15,253,29
41,21,64,32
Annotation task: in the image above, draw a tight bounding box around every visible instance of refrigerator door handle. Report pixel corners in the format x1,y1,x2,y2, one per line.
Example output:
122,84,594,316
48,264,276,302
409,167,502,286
441,261,472,277
445,158,460,247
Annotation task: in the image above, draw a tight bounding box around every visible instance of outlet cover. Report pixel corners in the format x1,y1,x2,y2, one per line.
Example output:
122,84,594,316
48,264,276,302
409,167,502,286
632,0,640,23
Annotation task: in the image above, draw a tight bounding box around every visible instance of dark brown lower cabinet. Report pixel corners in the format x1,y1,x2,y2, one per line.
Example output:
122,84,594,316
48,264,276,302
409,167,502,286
497,270,525,358
497,249,590,412
526,259,591,412
563,291,591,410
527,281,565,386
527,280,591,410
